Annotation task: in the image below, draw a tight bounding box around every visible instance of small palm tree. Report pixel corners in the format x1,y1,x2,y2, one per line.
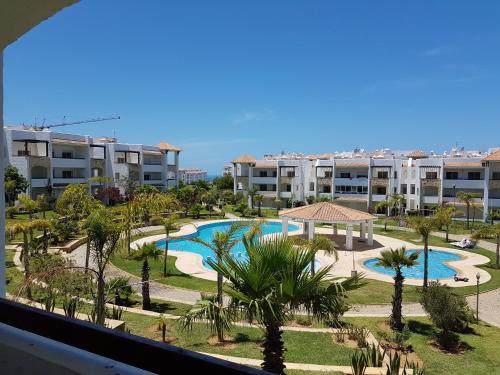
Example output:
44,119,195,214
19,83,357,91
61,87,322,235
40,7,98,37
254,194,264,216
162,214,179,277
472,223,500,269
389,193,404,217
247,186,259,209
132,243,163,310
375,200,391,231
180,294,235,343
189,222,247,304
457,191,478,230
407,216,439,288
290,235,337,276
274,198,282,216
211,235,363,374
375,247,419,331
434,205,457,242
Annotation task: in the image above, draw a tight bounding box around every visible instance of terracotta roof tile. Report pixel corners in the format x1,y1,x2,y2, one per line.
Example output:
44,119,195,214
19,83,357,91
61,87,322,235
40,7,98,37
482,149,500,162
232,154,256,164
407,150,428,158
444,161,482,168
280,201,375,222
155,141,182,152
334,160,369,168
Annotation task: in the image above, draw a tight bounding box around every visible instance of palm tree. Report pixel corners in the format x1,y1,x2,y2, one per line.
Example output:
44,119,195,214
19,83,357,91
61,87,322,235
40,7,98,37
375,247,419,331
472,223,500,269
211,235,363,374
254,194,264,216
248,186,259,209
407,216,439,288
162,214,179,276
375,200,391,231
434,205,457,242
274,198,282,216
132,243,163,310
457,191,478,230
189,222,247,304
290,236,337,276
202,187,219,217
180,294,235,343
389,193,404,217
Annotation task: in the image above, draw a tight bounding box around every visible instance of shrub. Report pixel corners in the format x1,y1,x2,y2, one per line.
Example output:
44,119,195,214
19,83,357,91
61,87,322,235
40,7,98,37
295,316,312,326
420,281,475,350
150,215,164,226
350,350,367,375
106,276,133,306
234,203,247,214
347,324,369,348
51,219,79,244
242,208,258,217
5,206,17,219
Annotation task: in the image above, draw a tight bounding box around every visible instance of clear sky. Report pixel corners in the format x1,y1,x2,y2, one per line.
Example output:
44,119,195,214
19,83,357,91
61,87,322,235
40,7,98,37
4,1,500,174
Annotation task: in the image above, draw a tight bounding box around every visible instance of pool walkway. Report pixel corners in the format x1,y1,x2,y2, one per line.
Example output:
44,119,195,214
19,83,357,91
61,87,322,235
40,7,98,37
62,223,500,328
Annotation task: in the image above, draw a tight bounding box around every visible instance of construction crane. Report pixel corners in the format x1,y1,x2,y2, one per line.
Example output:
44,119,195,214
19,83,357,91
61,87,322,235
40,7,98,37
28,116,121,130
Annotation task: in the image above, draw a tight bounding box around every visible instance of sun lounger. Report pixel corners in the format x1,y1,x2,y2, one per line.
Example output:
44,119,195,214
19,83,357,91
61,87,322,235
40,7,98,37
451,238,475,249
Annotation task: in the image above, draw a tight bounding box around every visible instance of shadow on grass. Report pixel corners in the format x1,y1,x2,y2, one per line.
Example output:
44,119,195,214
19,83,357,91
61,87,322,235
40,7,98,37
408,320,434,336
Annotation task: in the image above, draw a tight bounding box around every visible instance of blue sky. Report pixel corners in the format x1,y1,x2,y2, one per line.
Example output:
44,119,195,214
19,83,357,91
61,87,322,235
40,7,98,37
4,1,500,174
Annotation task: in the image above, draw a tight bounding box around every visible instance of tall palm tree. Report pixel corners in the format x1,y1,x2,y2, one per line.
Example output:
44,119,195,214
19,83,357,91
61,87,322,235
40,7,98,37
375,199,391,231
290,236,337,276
434,205,457,242
132,243,163,310
247,186,259,209
472,223,500,269
211,235,363,374
407,216,439,288
457,191,478,230
254,194,264,216
162,214,179,277
389,193,404,217
375,247,419,331
189,222,247,304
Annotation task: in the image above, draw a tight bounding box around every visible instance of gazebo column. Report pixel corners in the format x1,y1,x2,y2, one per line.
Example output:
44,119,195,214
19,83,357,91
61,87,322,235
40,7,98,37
282,217,289,237
307,220,314,240
333,223,338,235
367,221,373,246
359,222,366,242
346,224,353,250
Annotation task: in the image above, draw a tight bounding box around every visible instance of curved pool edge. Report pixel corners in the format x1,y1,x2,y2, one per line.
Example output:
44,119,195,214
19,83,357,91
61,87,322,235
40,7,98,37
130,218,303,281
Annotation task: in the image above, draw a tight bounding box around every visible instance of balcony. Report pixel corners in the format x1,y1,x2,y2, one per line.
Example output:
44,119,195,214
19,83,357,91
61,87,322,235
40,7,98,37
143,179,164,185
489,198,500,207
443,179,484,190
371,194,387,201
334,177,368,186
280,191,292,198
31,178,49,188
143,164,163,173
251,176,277,184
52,177,88,185
370,178,389,187
423,196,440,204
51,158,88,169
443,196,483,204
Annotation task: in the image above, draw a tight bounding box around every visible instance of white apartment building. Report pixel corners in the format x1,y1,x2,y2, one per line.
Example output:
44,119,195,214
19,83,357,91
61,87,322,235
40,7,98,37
232,148,500,221
3,126,182,198
179,168,207,184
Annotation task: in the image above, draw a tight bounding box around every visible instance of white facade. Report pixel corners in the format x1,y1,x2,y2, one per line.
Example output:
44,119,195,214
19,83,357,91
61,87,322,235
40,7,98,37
232,148,500,220
3,126,181,198
179,168,207,184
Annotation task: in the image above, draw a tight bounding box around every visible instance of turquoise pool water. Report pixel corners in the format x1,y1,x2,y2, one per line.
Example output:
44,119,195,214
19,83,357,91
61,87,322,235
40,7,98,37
156,221,299,270
363,249,461,279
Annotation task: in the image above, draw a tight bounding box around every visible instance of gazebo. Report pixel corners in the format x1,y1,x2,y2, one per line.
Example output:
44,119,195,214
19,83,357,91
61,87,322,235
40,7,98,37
279,201,377,250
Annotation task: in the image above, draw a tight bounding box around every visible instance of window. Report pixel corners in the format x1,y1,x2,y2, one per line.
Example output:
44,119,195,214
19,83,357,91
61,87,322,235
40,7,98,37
394,171,398,179
340,172,351,178
259,171,267,177
493,172,500,180
115,172,120,180
272,171,277,177
401,184,408,194
309,182,315,191
285,184,291,192
394,187,397,194
377,171,389,179
468,171,481,180
287,171,295,177
426,172,438,179
259,184,268,191
325,170,333,178
410,184,416,194
357,173,368,178
323,185,331,193
237,182,243,190
446,171,458,180
375,186,386,195
62,170,73,179
144,174,151,181
62,152,73,159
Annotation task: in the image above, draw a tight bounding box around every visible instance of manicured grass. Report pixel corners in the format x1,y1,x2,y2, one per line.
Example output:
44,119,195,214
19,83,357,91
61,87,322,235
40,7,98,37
111,254,217,293
345,316,500,375
122,311,355,366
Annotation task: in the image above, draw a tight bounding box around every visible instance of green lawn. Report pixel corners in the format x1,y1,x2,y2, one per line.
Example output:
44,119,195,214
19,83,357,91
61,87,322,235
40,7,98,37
345,316,500,375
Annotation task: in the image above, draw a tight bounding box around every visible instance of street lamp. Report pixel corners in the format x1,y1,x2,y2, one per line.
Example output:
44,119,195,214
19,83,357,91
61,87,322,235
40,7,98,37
476,272,480,322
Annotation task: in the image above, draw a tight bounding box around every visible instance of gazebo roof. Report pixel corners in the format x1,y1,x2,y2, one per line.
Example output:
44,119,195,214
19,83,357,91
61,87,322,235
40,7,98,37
155,141,183,152
280,201,376,223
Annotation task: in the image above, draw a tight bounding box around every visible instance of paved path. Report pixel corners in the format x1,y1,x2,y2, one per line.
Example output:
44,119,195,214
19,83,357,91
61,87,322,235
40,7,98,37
62,223,500,327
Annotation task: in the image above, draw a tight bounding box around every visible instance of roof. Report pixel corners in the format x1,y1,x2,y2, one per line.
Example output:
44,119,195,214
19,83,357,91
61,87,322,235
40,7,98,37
444,161,483,168
280,201,376,223
334,160,369,168
482,149,500,162
155,141,182,152
254,161,277,168
407,150,428,158
52,138,87,145
232,154,256,164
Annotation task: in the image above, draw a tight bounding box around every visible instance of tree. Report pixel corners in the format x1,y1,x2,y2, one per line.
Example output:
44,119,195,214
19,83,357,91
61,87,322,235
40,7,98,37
212,175,234,190
56,184,100,221
247,186,259,209
472,223,500,269
177,185,198,216
189,222,247,304
83,208,122,325
375,247,419,331
389,193,404,217
135,184,159,194
180,294,236,343
18,194,38,220
211,235,363,374
4,165,28,206
132,243,163,310
162,214,179,276
274,198,282,216
290,236,337,276
407,216,440,288
254,194,264,216
456,191,478,230
35,194,50,219
434,205,457,242
375,200,391,231
202,187,219,217
420,282,475,351
94,187,124,205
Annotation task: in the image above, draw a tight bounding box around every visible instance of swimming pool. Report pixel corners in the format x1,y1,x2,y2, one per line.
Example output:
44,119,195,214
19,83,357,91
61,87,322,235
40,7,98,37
363,249,461,279
156,221,300,270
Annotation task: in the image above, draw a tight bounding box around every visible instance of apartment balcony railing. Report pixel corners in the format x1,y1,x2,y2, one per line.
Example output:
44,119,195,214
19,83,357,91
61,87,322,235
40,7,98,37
443,179,483,189
370,178,389,187
0,299,260,374
31,178,49,188
421,178,441,188
489,180,500,189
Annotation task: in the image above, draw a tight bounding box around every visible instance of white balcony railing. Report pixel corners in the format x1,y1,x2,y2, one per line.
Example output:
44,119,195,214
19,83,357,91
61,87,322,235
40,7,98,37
31,178,49,188
280,191,292,198
51,158,88,169
423,196,440,204
52,177,88,185
334,177,369,186
443,179,484,190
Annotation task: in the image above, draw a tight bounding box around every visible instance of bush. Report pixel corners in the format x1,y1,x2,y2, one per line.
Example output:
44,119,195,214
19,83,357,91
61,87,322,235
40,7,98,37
420,281,475,350
51,219,79,244
5,206,17,219
106,276,133,306
234,203,247,214
406,209,419,216
150,215,164,226
242,208,258,217
295,316,312,326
